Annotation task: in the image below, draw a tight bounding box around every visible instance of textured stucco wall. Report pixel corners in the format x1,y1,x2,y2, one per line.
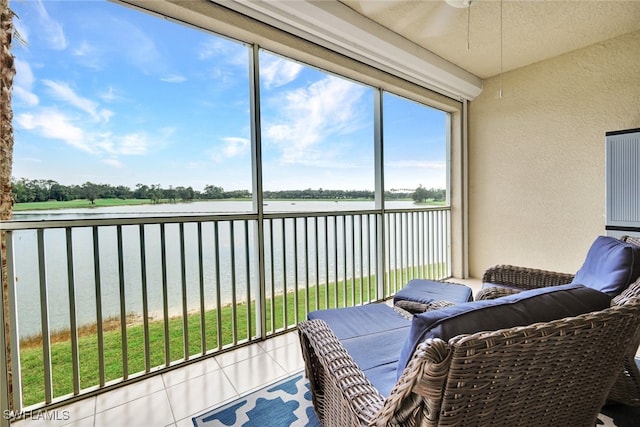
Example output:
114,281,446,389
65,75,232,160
468,30,640,278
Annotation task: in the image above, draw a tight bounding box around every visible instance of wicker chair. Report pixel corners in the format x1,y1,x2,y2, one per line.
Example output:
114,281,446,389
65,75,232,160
476,235,640,407
298,294,640,426
476,235,640,301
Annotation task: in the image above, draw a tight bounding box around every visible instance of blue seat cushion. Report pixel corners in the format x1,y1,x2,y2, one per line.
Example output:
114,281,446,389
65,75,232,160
341,328,409,397
393,279,473,305
308,304,411,398
396,283,612,378
307,303,410,340
571,236,640,296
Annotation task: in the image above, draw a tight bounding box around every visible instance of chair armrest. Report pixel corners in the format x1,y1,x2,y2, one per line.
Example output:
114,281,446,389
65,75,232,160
475,287,522,301
609,279,640,406
297,319,385,426
621,235,640,248
394,299,456,314
613,276,640,306
482,264,574,290
376,338,452,426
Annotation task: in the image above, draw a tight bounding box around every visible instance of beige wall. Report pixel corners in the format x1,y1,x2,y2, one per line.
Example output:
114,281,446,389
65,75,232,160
468,30,640,278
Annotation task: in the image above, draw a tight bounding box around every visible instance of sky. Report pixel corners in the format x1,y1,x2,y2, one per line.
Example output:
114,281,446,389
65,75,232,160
10,0,448,192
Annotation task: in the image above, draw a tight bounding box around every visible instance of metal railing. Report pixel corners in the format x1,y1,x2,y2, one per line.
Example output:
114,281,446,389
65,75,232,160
0,206,450,413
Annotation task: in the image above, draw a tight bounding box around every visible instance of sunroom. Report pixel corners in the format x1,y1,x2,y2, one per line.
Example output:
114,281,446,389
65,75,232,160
1,0,640,426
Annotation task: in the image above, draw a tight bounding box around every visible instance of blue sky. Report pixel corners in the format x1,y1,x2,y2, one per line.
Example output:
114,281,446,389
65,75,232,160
10,0,447,192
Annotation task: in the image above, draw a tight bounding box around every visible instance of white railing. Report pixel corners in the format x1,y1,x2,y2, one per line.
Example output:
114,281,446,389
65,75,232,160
0,206,450,414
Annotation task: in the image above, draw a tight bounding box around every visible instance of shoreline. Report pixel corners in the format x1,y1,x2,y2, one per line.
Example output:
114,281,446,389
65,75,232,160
12,197,436,213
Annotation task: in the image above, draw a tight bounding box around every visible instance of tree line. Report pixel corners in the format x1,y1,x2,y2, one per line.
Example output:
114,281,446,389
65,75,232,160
10,178,445,204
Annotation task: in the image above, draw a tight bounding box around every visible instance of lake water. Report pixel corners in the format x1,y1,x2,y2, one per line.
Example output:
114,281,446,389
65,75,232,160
10,200,423,338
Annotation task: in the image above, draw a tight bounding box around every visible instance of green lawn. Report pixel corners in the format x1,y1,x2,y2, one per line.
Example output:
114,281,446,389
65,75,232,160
19,263,447,406
13,198,443,212
19,274,386,406
14,199,156,211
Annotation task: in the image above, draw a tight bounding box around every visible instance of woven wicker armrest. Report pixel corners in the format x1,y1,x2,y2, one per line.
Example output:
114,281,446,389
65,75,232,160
609,277,640,406
298,319,385,426
375,339,452,426
482,264,574,290
475,286,522,301
622,235,640,248
394,299,456,314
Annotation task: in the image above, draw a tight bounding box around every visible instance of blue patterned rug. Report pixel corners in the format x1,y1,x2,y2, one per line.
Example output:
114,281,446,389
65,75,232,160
192,372,321,427
192,370,640,427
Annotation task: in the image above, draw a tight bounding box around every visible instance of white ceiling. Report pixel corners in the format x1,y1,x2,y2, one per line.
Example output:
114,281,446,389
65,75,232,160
340,0,640,79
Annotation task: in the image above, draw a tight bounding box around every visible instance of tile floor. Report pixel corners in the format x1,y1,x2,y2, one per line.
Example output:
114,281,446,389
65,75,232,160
8,278,636,427
11,331,306,427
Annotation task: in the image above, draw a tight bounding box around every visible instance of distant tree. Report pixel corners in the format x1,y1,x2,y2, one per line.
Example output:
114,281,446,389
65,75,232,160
165,185,177,203
50,183,70,201
82,182,99,204
150,184,162,204
203,184,224,199
412,185,430,203
114,185,131,199
134,183,150,199
176,186,195,202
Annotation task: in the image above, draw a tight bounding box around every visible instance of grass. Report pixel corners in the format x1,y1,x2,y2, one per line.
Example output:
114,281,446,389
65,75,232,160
14,199,156,211
13,198,444,212
18,264,446,407
18,273,392,406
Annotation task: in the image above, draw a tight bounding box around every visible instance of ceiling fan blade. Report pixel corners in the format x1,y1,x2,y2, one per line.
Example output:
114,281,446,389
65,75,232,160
421,2,461,38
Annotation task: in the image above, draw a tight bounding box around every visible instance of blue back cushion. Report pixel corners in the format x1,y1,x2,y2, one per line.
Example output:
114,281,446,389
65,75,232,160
396,284,611,378
571,236,640,296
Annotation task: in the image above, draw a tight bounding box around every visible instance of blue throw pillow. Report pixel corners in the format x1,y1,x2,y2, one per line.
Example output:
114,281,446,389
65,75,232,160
571,236,640,296
396,283,612,378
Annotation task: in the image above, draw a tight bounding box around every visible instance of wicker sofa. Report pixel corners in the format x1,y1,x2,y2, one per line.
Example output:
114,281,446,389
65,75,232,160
299,286,640,426
298,236,640,426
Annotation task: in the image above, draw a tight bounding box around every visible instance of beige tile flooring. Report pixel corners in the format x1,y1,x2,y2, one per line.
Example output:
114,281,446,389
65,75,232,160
8,278,633,427
11,331,305,427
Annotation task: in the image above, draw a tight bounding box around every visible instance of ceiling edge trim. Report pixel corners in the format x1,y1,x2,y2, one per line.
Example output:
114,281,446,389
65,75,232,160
214,0,483,101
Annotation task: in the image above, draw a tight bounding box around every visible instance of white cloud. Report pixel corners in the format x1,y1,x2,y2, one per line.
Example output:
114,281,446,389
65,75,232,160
73,41,93,58
15,110,92,153
210,137,250,163
261,56,303,89
222,137,249,157
198,39,246,65
198,39,224,60
264,75,366,164
121,24,165,74
33,0,67,50
102,158,125,169
161,75,187,83
14,87,40,107
73,15,166,75
13,59,39,107
118,134,150,155
100,87,116,102
14,58,35,89
15,108,153,160
96,132,150,156
42,80,113,123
